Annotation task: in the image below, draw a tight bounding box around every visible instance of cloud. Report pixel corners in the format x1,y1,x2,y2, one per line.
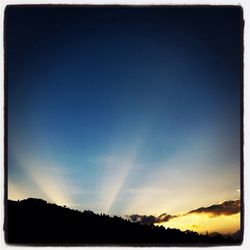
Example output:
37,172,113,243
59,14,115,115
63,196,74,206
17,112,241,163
190,224,200,230
127,214,157,224
186,200,240,217
157,213,178,223
126,213,177,224
126,200,240,226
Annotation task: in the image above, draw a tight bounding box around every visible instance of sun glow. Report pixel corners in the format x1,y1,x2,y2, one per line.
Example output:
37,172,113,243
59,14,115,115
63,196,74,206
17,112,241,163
156,212,240,234
8,153,77,207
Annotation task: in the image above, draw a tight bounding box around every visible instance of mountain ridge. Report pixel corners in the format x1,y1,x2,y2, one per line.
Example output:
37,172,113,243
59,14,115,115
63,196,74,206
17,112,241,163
5,198,242,245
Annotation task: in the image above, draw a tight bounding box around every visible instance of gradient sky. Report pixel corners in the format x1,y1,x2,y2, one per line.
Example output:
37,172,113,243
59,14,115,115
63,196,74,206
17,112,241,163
6,6,242,234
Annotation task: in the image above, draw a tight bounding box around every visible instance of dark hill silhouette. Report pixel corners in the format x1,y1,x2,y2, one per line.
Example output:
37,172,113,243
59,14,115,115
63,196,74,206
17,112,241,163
5,198,242,246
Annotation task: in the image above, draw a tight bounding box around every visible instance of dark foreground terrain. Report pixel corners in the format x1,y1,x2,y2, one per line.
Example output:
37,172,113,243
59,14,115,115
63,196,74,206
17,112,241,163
5,198,242,246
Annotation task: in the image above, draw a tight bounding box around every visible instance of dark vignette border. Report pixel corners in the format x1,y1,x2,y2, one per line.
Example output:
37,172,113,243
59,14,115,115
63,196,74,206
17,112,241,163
3,4,244,247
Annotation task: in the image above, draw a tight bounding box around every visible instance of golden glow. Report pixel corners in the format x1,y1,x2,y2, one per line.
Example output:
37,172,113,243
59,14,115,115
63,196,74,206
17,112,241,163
9,135,240,236
155,212,240,234
8,155,76,207
8,182,32,201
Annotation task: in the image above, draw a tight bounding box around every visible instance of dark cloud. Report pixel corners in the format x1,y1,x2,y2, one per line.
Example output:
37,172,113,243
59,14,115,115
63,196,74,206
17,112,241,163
187,200,240,217
126,214,157,224
126,213,177,224
126,200,240,225
157,213,178,223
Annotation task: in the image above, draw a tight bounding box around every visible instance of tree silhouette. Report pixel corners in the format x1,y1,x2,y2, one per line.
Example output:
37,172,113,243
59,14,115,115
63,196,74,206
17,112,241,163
5,198,242,245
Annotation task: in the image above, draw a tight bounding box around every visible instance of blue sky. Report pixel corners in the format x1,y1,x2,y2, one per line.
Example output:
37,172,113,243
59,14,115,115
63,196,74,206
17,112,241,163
7,7,241,218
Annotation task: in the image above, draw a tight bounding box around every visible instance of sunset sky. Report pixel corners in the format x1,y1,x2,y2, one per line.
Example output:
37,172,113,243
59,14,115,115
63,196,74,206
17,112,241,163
7,6,242,234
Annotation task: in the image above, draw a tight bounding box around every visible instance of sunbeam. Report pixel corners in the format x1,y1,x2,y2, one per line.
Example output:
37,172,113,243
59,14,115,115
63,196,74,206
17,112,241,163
10,153,77,207
7,6,241,238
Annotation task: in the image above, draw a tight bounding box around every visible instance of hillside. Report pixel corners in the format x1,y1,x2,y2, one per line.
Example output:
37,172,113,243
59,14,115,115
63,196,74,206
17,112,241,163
5,198,241,245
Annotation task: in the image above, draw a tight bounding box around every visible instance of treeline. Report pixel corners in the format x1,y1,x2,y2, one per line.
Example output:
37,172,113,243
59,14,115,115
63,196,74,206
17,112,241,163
5,198,241,245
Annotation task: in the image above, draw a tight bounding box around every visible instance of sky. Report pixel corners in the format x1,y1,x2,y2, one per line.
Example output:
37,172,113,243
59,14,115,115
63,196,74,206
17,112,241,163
6,6,242,234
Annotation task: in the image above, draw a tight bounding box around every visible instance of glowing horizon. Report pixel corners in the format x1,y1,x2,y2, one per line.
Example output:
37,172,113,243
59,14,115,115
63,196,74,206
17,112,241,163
7,7,242,236
7,190,241,234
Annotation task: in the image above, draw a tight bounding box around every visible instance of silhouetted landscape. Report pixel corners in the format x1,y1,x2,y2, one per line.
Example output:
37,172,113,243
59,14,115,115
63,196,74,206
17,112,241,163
5,198,242,246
